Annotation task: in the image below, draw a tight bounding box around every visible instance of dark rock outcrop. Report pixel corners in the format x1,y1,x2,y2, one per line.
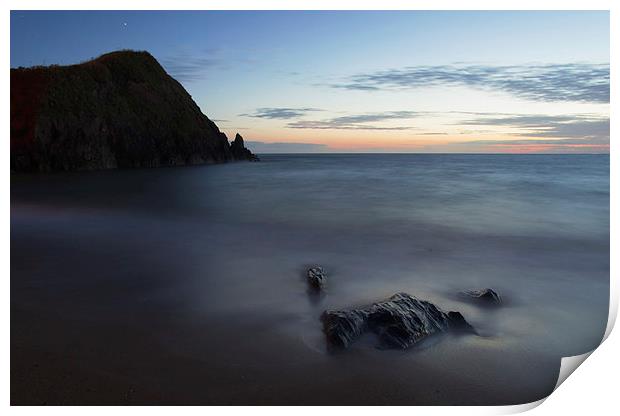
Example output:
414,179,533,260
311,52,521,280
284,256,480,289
307,266,326,289
230,134,259,161
461,288,501,305
322,293,475,350
11,50,258,172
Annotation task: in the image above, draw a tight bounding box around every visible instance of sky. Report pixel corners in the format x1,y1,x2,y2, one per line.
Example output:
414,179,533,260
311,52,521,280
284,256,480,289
10,10,610,153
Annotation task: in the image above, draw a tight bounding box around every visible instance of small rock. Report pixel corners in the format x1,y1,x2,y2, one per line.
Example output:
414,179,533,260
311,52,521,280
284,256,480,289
461,288,501,304
307,266,326,289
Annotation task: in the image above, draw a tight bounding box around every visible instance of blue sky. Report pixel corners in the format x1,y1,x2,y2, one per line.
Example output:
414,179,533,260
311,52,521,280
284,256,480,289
11,11,610,153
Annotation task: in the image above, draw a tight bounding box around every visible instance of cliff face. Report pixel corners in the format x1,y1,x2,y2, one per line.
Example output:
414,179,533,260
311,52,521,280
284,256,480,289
10,50,257,172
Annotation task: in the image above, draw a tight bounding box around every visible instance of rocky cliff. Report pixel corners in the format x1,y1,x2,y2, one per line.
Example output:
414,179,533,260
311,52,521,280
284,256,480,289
10,50,258,172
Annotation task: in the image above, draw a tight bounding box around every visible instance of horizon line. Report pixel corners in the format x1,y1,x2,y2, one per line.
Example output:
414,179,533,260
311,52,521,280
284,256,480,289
252,152,610,155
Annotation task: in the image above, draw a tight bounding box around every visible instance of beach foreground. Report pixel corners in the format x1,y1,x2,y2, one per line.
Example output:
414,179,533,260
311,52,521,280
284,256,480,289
11,154,609,405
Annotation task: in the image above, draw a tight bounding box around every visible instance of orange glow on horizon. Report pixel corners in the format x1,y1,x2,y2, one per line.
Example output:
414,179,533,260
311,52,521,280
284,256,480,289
225,127,610,153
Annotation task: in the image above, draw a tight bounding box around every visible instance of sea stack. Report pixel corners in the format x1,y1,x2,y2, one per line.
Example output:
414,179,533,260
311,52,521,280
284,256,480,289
10,50,258,172
230,133,259,161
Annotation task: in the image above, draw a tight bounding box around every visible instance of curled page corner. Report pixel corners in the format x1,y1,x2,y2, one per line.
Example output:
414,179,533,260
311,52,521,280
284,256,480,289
499,350,596,414
602,295,618,343
553,351,593,391
495,397,547,415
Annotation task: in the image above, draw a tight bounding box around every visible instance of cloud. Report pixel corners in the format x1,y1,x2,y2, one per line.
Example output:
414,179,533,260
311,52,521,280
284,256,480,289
429,112,610,153
335,63,609,103
287,111,422,130
458,113,610,140
161,53,223,83
241,107,322,120
162,47,260,83
245,141,329,153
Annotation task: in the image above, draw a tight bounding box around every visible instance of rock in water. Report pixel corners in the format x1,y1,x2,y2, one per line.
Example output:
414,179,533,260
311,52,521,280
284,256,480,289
230,133,259,161
307,266,326,289
322,293,474,349
461,288,501,304
10,50,258,172
322,309,366,347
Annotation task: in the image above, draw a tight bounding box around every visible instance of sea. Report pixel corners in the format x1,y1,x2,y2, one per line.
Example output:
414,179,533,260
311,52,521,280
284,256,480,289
11,154,610,405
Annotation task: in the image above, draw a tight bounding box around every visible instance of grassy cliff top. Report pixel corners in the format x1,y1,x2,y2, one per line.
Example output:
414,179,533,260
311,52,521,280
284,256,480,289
12,50,157,71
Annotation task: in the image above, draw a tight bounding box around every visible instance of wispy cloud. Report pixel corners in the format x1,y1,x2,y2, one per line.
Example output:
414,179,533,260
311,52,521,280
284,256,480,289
458,113,610,140
161,53,222,83
334,63,609,103
161,47,259,83
241,107,322,120
287,111,423,130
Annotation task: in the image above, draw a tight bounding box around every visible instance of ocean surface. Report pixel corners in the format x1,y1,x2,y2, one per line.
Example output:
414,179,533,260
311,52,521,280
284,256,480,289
11,154,610,405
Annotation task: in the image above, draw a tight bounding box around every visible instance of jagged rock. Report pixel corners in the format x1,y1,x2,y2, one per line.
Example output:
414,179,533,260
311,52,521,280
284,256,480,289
322,293,475,349
307,266,326,289
10,50,258,172
230,133,259,161
461,288,501,304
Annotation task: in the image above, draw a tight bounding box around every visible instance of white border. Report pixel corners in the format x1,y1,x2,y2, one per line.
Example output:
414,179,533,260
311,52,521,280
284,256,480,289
3,1,617,414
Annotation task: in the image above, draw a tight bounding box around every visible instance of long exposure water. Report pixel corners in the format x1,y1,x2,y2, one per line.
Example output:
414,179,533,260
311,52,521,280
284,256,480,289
11,154,609,405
